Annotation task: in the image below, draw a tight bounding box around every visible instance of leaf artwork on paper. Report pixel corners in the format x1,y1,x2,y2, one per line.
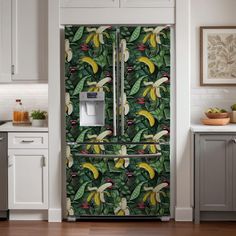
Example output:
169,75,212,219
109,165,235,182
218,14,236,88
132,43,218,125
207,33,236,79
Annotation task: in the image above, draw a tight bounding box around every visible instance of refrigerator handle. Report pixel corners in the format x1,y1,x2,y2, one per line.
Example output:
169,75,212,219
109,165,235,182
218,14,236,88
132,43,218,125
112,42,117,136
120,40,125,136
74,153,161,158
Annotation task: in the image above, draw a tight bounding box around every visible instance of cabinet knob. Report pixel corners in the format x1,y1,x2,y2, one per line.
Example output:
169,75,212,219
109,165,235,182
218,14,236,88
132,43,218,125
232,139,236,144
0,137,4,141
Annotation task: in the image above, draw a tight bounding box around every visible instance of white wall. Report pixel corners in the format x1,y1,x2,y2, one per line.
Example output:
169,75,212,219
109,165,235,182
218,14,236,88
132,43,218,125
191,0,236,124
0,84,48,120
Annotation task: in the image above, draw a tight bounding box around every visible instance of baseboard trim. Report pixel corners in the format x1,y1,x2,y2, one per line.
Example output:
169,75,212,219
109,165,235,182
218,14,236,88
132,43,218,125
48,208,62,222
9,210,48,221
175,207,193,221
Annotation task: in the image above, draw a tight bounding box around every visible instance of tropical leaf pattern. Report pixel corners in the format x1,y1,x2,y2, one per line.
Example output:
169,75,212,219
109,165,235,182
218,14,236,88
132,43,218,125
65,26,170,217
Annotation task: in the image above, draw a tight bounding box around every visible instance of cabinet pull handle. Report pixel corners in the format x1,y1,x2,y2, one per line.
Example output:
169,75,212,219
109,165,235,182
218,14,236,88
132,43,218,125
42,156,46,167
21,140,34,143
232,139,236,144
0,137,4,141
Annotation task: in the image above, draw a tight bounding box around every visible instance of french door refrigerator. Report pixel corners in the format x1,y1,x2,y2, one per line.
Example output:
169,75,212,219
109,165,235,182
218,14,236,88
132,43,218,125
65,25,171,220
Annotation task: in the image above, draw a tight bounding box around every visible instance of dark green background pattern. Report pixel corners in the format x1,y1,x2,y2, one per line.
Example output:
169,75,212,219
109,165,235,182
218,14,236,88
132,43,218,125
65,26,171,217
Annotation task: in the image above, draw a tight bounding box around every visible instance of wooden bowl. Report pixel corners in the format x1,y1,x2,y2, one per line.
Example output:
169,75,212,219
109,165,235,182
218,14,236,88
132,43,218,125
201,118,230,126
205,112,229,119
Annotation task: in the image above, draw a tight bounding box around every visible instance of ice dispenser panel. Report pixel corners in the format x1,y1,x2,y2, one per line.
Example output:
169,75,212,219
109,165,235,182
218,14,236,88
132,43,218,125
79,92,105,126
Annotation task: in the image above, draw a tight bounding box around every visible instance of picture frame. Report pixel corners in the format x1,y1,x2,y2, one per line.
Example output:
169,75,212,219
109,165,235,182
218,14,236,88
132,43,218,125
200,26,236,86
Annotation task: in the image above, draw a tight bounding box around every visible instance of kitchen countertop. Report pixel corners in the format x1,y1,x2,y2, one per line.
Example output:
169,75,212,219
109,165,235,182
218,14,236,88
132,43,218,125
191,123,236,133
0,122,48,132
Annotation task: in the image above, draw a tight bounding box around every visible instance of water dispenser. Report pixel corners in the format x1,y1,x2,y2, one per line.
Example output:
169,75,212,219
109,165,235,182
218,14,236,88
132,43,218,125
79,92,105,126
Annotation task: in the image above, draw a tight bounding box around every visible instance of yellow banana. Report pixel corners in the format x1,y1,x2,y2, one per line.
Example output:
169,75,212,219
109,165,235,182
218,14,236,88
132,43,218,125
138,162,155,179
150,87,156,101
150,144,156,154
81,57,98,74
143,192,151,202
94,144,100,154
150,192,156,205
143,86,151,97
117,210,125,216
87,192,95,202
86,144,91,150
143,33,151,44
94,192,101,206
82,163,99,179
138,57,155,74
86,33,95,44
150,34,157,48
137,110,155,127
115,159,125,169
93,34,100,48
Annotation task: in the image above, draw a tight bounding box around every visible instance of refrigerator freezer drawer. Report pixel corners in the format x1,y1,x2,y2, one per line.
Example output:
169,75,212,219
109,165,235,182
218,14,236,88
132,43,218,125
66,145,170,218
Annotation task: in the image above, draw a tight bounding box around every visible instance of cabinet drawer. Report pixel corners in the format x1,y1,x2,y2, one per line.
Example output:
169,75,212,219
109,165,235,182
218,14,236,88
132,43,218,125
8,133,48,149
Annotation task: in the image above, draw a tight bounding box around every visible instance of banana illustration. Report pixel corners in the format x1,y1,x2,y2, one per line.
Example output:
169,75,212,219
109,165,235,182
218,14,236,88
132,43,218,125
138,57,155,74
138,162,155,179
85,33,95,44
93,34,100,48
81,57,98,74
94,192,101,206
150,34,156,48
82,163,99,179
150,192,156,205
150,87,156,101
142,192,151,202
115,159,125,169
87,192,95,202
137,110,155,127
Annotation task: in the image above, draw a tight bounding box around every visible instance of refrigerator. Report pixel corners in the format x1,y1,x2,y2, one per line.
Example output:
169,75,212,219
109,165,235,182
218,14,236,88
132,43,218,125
64,25,171,220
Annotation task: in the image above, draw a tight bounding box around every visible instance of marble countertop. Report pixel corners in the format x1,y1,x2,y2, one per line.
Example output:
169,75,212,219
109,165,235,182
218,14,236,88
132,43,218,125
191,123,236,133
0,122,48,132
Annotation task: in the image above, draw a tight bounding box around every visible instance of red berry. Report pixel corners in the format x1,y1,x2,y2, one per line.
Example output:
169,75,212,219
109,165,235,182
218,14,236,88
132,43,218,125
69,67,77,73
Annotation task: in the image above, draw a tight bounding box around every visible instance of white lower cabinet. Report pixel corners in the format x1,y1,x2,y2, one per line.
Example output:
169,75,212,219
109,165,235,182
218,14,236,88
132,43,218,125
8,133,48,210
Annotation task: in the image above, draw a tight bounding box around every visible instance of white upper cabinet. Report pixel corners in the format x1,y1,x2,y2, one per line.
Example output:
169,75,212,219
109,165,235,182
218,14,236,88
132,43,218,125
11,0,48,82
120,0,175,8
0,0,11,82
0,0,48,83
60,0,174,8
61,0,120,8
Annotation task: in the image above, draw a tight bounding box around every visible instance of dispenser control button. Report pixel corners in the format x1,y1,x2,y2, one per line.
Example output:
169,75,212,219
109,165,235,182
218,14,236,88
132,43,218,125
87,92,97,98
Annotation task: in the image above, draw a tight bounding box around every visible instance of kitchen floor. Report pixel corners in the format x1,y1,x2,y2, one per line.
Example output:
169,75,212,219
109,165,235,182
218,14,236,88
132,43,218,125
0,221,236,236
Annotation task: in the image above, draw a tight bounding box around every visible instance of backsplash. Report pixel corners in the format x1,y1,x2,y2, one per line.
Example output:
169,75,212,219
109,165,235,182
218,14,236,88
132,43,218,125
191,88,236,123
191,0,236,124
0,84,48,120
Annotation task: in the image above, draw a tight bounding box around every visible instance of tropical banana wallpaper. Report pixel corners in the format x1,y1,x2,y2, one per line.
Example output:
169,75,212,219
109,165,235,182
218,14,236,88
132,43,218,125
65,26,171,217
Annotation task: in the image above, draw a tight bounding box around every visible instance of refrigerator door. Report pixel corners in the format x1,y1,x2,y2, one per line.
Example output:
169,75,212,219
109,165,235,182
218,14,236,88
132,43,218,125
119,26,171,146
65,26,118,147
66,143,170,218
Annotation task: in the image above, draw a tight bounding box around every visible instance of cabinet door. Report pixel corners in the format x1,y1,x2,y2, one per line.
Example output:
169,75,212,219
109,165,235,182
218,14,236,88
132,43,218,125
61,0,119,8
11,0,48,82
120,0,175,8
233,137,236,211
0,0,11,82
199,135,233,211
0,133,8,211
8,149,48,209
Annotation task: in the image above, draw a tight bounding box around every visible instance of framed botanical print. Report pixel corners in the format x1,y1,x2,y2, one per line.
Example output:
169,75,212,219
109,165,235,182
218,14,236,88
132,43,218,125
200,26,236,86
